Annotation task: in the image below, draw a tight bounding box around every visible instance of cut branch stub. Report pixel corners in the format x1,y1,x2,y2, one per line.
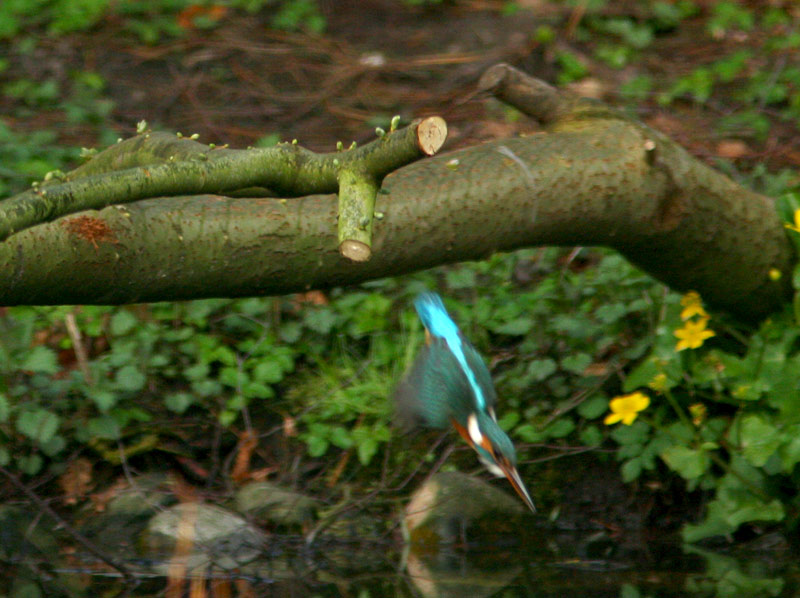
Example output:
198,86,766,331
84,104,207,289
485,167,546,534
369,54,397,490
337,171,378,262
335,116,448,261
416,116,448,156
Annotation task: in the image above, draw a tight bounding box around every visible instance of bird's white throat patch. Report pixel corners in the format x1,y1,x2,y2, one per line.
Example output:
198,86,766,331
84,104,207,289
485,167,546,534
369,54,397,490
467,413,483,446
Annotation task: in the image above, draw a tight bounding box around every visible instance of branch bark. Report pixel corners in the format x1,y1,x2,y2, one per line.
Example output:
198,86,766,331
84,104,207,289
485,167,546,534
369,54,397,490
0,66,792,321
0,117,447,262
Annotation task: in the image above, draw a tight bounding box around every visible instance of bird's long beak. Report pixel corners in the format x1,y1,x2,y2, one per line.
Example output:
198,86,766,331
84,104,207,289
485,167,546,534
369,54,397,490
452,418,536,513
500,462,536,513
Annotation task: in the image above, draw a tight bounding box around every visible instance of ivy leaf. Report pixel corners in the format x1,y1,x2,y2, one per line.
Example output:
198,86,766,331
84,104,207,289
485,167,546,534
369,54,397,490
621,457,642,482
736,414,781,467
114,365,146,392
109,309,138,336
491,317,533,336
16,408,60,444
252,360,284,384
561,353,592,374
306,435,328,458
357,437,378,465
20,346,59,374
526,358,557,381
660,445,710,480
577,394,608,419
304,308,337,334
165,392,195,414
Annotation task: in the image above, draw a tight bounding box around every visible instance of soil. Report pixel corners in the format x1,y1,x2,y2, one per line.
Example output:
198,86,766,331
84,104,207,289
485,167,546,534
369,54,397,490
3,0,799,171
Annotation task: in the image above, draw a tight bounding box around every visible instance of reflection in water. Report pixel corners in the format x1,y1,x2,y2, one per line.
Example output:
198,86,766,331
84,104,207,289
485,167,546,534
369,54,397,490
1,508,797,597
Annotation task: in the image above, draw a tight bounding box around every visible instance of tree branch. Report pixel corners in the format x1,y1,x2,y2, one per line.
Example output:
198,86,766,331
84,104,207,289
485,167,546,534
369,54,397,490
0,67,791,321
0,117,447,259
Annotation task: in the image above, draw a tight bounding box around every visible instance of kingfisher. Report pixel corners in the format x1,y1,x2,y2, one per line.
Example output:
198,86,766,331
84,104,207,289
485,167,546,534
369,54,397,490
394,292,536,512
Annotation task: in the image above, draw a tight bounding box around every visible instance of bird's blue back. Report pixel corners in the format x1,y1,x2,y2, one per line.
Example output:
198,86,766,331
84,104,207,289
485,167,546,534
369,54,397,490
414,292,490,412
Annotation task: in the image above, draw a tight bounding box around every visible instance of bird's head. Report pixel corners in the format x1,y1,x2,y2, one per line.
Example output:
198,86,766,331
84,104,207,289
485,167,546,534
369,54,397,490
454,410,536,512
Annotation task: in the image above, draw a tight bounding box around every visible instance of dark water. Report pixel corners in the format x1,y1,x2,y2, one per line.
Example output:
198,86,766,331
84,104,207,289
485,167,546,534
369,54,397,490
1,528,797,598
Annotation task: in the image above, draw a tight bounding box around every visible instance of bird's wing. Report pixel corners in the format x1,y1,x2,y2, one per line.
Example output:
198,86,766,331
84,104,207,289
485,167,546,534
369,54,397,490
393,339,471,431
461,334,498,411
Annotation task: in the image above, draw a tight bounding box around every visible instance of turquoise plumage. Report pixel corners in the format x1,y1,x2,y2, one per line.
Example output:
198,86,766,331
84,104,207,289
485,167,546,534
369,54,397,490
395,292,536,512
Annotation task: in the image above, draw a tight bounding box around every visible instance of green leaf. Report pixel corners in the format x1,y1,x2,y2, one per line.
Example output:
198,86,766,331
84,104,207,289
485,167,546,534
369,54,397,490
329,425,353,449
735,414,781,467
620,583,641,598
595,302,629,323
577,394,608,419
241,381,274,400
497,410,520,430
304,307,337,334
0,393,9,422
306,434,329,457
17,454,43,475
544,418,575,439
219,366,242,387
357,437,378,465
349,294,392,335
610,420,650,446
526,358,557,381
445,267,476,289
183,362,209,381
16,408,60,444
87,415,121,440
660,445,710,480
561,353,591,375
279,321,302,343
491,317,533,336
621,457,642,482
109,309,138,336
623,355,678,393
87,388,117,412
40,434,66,457
514,423,541,443
20,346,59,374
165,392,195,414
252,360,284,384
578,424,603,447
114,364,146,392
218,409,237,426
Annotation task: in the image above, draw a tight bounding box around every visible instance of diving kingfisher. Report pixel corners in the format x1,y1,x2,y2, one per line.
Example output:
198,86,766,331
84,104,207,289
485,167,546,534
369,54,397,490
394,292,536,512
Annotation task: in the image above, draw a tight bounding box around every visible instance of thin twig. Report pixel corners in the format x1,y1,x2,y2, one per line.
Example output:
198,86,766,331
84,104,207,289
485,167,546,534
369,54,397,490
0,464,136,584
64,311,93,385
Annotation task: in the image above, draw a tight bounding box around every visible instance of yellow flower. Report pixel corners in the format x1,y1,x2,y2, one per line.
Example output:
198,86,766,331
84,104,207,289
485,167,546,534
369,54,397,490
769,268,782,281
674,318,715,351
604,391,650,426
648,372,668,393
680,291,708,320
688,403,707,426
785,208,800,233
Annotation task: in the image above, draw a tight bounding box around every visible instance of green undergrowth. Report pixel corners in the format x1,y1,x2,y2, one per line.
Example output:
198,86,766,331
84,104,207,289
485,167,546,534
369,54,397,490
551,1,800,155
0,0,327,41
0,250,660,483
1,227,799,544
2,0,800,547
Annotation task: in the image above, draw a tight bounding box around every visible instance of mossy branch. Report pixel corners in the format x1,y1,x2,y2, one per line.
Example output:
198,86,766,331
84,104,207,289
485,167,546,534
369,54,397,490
0,117,447,258
0,65,792,322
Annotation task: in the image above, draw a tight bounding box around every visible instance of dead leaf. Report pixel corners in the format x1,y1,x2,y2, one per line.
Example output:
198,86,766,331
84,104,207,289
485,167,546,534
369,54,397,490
716,139,750,159
60,458,93,505
231,430,258,483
